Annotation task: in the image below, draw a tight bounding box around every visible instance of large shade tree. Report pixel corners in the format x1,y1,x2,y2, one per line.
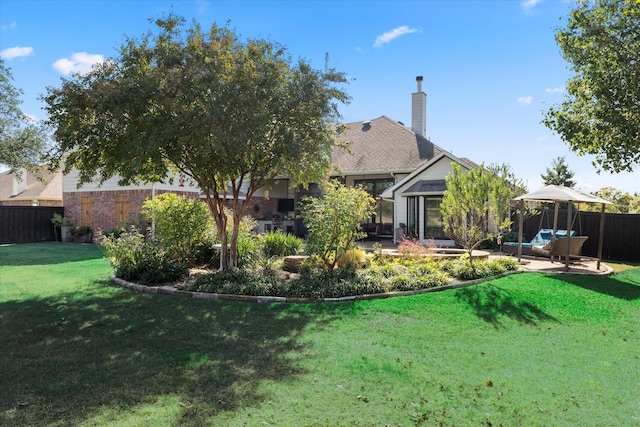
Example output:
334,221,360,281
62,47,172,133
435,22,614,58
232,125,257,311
543,0,640,173
44,15,350,269
0,58,51,179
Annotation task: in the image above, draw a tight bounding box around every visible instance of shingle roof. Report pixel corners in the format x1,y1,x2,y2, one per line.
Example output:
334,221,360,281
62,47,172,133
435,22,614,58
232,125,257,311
0,170,62,201
401,179,447,194
331,115,445,175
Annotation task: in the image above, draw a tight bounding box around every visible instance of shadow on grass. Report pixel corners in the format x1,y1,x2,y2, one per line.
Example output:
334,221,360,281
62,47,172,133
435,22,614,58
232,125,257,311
454,284,558,328
0,282,343,426
0,242,105,266
551,268,640,301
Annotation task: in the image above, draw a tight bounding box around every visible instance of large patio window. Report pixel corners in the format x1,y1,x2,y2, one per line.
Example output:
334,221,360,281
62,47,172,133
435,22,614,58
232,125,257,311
354,178,394,225
424,197,445,239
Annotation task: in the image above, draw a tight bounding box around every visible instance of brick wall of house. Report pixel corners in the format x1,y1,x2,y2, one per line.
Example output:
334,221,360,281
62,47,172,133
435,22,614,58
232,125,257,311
63,189,199,232
245,197,279,220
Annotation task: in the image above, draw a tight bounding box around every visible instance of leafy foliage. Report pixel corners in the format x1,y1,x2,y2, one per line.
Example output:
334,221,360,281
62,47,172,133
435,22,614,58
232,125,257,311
336,248,368,269
141,193,214,265
261,231,303,258
300,180,375,269
543,0,640,173
0,59,51,178
440,255,518,281
440,163,514,261
582,186,640,214
397,236,435,260
44,14,350,270
101,226,186,284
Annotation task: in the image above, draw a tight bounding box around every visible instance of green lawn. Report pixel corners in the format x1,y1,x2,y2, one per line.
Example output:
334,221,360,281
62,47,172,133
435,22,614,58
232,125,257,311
1,242,639,426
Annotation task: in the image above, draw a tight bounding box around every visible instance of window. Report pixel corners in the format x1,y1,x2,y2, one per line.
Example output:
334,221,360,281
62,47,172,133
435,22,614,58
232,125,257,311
424,197,445,239
354,178,394,225
406,196,418,238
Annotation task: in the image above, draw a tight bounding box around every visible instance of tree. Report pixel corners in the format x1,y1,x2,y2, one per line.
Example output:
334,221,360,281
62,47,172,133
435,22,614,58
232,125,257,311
440,163,514,262
540,156,577,187
582,186,640,214
543,0,640,173
44,15,349,270
0,58,51,179
300,180,375,270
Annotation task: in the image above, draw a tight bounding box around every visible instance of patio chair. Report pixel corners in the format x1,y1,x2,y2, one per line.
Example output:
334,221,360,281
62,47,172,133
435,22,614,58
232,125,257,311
531,236,588,261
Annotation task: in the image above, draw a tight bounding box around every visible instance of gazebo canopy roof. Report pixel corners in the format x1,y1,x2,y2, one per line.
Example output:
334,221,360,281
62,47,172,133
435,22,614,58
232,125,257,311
513,185,612,205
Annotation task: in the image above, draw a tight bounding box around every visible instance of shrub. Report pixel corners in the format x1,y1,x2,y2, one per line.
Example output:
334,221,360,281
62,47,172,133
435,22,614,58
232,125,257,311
336,248,368,270
102,226,186,285
397,237,434,260
300,180,375,269
440,255,518,281
141,193,214,265
262,231,302,258
362,260,449,292
285,269,384,299
189,269,282,296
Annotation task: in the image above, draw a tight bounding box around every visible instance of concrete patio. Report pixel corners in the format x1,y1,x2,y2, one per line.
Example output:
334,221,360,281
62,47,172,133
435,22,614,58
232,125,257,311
358,239,614,276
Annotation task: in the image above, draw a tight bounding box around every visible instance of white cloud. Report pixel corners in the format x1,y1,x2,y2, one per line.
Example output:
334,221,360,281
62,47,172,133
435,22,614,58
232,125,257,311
517,96,533,105
1,21,17,30
53,52,104,75
24,113,39,123
521,0,542,11
546,87,564,93
0,46,33,59
373,26,419,48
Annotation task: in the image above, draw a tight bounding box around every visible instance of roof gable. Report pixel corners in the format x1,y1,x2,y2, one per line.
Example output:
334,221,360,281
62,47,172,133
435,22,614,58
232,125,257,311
0,170,62,200
381,151,475,199
331,116,444,175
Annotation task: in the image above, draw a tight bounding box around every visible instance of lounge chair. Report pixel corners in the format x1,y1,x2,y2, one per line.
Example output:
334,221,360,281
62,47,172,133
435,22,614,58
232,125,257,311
502,229,575,256
531,236,588,260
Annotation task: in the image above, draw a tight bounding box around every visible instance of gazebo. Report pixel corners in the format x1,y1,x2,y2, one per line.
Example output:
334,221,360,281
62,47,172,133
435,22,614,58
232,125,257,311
512,185,612,272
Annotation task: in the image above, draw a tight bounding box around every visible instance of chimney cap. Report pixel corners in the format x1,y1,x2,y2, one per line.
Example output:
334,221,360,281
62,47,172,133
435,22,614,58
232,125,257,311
416,75,423,81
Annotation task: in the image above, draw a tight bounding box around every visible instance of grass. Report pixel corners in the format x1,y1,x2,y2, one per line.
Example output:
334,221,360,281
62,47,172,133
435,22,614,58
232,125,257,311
1,242,639,426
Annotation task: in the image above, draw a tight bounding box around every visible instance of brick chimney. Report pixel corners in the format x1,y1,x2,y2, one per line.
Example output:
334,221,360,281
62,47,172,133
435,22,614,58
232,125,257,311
411,76,426,138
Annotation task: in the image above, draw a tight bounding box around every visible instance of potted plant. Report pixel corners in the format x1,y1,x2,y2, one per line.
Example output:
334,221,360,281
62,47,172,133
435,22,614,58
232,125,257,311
71,225,93,243
51,213,75,242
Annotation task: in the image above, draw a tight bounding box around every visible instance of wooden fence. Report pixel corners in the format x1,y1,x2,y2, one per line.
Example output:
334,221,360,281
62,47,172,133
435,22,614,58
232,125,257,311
513,209,640,263
0,206,64,244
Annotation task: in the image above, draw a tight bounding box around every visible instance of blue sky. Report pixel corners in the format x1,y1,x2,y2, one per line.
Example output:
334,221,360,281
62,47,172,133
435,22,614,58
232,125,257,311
1,0,639,194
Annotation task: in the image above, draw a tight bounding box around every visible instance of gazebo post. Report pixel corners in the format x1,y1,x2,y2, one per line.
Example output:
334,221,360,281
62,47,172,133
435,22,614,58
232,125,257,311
517,199,524,262
564,201,572,272
553,202,560,235
597,203,606,270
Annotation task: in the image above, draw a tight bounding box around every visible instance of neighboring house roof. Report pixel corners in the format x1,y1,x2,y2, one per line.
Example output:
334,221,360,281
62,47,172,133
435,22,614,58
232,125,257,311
331,115,445,175
0,169,63,202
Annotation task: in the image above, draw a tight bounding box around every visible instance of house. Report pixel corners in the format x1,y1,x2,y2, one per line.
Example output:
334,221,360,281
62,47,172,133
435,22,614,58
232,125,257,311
252,76,477,246
333,76,477,246
0,169,63,206
62,169,200,231
62,76,477,244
